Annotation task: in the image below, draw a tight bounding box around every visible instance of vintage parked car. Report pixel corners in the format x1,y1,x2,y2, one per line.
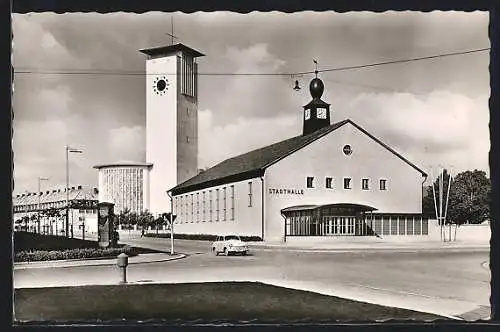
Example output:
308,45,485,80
212,235,248,256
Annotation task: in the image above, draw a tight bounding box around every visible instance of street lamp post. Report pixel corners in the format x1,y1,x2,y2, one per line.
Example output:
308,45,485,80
66,145,83,238
37,177,49,234
166,191,174,255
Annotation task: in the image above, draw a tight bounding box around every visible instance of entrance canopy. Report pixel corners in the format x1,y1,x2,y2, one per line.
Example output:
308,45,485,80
281,203,377,215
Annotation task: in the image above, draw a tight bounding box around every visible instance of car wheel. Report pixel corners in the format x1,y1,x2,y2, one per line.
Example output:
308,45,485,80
224,248,229,256
212,247,218,256
242,251,247,256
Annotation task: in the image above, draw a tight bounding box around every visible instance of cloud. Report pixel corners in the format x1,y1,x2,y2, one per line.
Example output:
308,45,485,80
339,90,490,177
13,119,70,192
206,43,297,124
107,125,146,162
12,14,87,69
11,12,490,193
198,109,300,168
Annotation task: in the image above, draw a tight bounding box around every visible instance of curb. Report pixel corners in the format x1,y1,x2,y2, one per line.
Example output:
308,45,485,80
13,253,187,270
250,246,490,253
254,280,466,321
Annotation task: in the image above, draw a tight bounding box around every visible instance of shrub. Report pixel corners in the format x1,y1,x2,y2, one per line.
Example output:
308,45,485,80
144,233,263,242
15,245,137,263
14,231,99,252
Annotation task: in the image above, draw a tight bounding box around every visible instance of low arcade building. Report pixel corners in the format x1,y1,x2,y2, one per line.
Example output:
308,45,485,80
169,77,429,242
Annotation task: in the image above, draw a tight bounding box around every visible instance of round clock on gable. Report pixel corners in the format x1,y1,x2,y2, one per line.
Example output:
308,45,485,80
343,144,353,156
153,76,169,95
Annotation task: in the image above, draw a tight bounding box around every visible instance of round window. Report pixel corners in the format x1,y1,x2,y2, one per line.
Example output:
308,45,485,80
343,144,352,155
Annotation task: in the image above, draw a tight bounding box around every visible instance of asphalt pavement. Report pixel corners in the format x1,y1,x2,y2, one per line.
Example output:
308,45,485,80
14,233,491,320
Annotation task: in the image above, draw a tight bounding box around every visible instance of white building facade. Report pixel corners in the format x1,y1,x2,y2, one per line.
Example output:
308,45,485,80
169,77,428,242
93,161,153,214
13,185,99,236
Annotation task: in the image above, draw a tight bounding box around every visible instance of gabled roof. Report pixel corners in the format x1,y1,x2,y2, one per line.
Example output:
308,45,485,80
13,186,98,206
170,119,427,195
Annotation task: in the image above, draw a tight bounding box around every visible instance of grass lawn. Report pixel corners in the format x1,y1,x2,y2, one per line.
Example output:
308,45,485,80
14,282,444,323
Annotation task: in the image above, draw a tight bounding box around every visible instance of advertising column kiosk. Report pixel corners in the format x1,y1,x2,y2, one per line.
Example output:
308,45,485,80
97,202,116,248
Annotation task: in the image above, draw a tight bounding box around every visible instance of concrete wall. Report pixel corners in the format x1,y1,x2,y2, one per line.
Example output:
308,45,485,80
427,219,491,244
264,122,425,241
172,177,263,237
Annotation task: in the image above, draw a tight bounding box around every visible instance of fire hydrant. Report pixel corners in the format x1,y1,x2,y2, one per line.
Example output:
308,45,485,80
117,253,129,284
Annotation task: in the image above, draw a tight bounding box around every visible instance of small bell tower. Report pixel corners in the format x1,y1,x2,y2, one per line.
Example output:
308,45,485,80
302,72,331,136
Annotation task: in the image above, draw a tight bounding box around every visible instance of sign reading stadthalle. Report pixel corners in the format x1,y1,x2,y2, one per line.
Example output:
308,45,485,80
269,188,304,195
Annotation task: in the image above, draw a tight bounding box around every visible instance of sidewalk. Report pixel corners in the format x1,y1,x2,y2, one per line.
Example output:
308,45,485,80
247,239,490,251
14,253,186,270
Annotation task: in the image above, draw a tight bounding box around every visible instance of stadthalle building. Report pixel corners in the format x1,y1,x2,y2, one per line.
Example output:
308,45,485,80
108,42,429,242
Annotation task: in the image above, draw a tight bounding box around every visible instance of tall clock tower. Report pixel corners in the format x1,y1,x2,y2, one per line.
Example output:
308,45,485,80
139,43,204,214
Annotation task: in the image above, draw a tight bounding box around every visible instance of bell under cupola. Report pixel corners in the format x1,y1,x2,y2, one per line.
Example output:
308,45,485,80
302,73,331,136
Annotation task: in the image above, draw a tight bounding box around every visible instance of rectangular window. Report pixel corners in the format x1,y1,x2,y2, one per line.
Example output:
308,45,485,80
174,197,178,220
223,187,227,221
191,194,194,223
306,177,314,188
181,54,196,97
196,192,200,222
390,217,398,235
179,196,184,224
248,182,253,207
422,218,429,235
380,179,387,190
344,178,352,189
362,178,369,190
325,177,333,189
414,218,422,235
209,190,213,221
202,191,206,222
382,217,390,235
216,189,220,221
230,185,235,221
398,217,406,235
406,217,414,235
374,216,382,235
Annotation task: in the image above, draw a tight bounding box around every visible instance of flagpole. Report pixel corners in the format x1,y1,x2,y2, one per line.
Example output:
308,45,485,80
444,168,452,241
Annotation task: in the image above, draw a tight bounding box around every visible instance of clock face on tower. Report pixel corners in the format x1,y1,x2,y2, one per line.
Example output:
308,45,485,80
305,109,311,120
153,76,170,95
317,108,327,119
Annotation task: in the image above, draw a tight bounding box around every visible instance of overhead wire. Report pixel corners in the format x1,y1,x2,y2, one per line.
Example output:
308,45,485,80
13,47,490,77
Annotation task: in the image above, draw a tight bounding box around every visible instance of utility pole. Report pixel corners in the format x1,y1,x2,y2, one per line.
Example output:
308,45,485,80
37,177,49,234
167,191,174,255
65,146,83,237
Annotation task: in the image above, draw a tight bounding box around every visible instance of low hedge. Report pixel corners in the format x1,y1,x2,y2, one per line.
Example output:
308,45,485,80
143,233,263,242
15,245,136,263
14,231,99,252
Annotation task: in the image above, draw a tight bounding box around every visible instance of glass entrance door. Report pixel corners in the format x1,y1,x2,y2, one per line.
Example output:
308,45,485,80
322,216,356,235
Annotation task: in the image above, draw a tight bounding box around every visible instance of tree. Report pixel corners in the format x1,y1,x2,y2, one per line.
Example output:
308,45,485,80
137,210,154,233
447,170,490,225
117,208,131,230
423,169,490,225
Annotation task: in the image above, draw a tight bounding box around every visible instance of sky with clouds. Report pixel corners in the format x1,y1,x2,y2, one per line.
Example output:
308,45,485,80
12,11,490,194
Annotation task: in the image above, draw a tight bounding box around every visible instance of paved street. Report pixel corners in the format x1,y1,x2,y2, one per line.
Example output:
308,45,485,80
14,234,491,320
